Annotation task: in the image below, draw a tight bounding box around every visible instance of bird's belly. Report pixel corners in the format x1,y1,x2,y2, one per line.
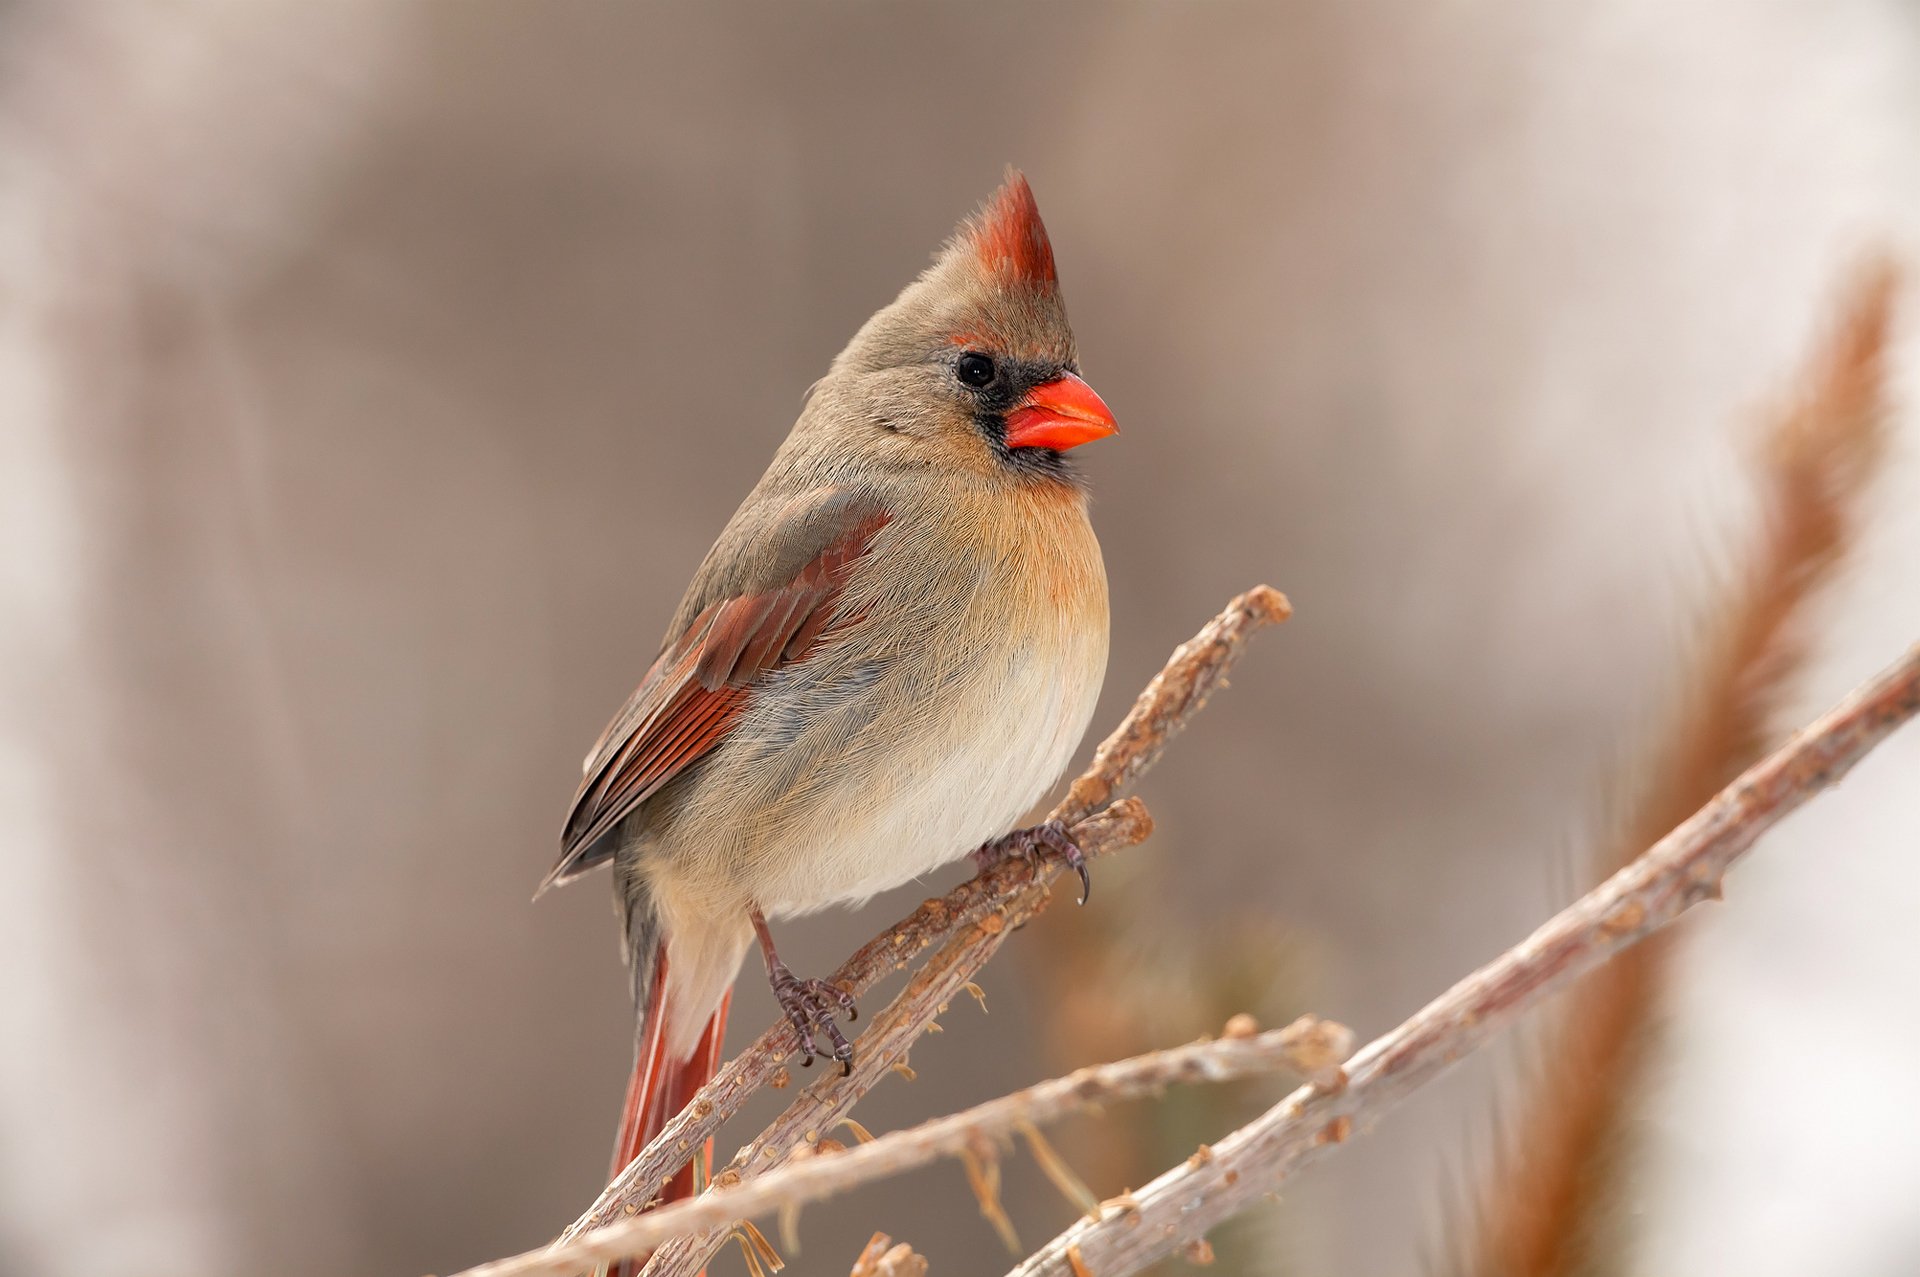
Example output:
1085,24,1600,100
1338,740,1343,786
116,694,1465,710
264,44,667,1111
750,640,1103,918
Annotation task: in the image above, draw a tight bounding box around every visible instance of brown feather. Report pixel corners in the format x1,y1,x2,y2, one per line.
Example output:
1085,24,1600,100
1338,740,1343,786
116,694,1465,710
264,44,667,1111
543,503,891,890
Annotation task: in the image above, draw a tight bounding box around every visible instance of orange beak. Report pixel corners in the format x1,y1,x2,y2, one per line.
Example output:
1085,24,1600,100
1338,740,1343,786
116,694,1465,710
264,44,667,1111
1003,373,1118,451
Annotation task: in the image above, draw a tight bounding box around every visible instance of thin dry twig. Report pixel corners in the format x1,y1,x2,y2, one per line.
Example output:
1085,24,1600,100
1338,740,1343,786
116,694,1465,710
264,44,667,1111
453,1016,1350,1277
849,1233,929,1277
1009,639,1920,1277
477,587,1290,1275
1471,261,1898,1277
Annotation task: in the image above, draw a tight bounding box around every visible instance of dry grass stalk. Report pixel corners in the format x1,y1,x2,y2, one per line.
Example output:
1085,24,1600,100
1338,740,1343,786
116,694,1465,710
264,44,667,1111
1470,262,1898,1277
1007,638,1920,1277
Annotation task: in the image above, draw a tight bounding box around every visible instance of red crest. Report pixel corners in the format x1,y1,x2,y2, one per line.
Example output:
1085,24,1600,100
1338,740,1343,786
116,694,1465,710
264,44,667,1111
965,169,1058,288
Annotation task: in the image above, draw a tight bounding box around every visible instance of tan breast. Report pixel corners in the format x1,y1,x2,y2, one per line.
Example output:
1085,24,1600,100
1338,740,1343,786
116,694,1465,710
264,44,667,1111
647,474,1109,922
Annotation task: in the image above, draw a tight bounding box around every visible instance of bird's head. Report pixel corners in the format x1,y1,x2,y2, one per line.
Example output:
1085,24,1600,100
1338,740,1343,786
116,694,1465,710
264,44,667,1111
807,170,1117,485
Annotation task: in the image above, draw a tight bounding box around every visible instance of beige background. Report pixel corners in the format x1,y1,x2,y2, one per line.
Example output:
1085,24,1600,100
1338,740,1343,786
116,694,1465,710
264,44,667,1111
2,3,1917,1275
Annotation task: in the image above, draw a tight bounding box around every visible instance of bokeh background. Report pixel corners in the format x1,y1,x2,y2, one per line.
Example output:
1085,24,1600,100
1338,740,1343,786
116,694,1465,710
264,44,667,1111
4,3,1918,1276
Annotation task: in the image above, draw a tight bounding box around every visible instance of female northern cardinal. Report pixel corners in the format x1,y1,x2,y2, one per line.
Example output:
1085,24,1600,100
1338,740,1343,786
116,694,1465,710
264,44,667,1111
540,171,1116,1207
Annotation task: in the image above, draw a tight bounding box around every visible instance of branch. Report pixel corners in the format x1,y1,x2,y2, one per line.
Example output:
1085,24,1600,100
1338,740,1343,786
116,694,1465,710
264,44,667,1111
453,1016,1352,1277
497,586,1291,1270
1009,639,1920,1276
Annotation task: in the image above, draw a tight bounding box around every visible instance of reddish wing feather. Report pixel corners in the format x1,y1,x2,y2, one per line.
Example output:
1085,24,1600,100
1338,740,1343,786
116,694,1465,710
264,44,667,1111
693,518,884,689
547,508,890,885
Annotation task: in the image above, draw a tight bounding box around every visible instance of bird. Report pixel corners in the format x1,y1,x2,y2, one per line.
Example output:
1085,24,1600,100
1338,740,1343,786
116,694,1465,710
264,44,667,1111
539,170,1116,1220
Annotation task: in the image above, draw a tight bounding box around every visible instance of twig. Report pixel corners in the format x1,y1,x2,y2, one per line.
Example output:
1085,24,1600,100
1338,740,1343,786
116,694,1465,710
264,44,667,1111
450,1016,1350,1277
1008,639,1920,1276
507,587,1290,1268
849,1232,928,1277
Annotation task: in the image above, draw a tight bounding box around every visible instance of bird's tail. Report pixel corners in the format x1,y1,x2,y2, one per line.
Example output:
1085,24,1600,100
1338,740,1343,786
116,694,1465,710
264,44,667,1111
610,943,732,1187
607,896,732,1277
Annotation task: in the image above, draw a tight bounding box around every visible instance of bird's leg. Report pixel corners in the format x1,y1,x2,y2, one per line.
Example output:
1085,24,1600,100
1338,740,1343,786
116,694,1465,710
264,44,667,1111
749,906,857,1075
971,819,1091,905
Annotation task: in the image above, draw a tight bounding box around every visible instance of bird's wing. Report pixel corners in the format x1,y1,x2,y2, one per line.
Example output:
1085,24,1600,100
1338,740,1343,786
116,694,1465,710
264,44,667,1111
542,491,891,891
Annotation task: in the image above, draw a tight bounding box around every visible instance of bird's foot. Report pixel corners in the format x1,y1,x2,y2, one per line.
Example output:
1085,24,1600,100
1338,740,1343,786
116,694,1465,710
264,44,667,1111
971,819,1091,905
768,960,857,1075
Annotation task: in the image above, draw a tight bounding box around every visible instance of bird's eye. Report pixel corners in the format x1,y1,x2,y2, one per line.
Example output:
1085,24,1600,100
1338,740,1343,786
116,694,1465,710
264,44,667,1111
954,352,997,389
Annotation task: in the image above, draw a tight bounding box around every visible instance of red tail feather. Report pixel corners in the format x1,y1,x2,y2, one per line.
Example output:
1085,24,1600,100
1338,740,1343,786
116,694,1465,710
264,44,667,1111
608,943,732,1277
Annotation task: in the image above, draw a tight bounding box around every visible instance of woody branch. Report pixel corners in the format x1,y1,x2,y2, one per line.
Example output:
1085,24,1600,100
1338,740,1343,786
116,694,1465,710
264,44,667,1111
1007,639,1920,1276
453,1015,1352,1277
445,618,1920,1277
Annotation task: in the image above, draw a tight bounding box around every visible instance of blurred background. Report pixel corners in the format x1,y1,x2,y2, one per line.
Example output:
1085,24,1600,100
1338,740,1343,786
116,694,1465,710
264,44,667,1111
3,3,1918,1275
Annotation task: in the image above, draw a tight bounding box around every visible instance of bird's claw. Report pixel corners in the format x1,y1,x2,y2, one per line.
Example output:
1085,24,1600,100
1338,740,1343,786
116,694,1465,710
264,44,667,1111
769,963,857,1075
971,819,1092,905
